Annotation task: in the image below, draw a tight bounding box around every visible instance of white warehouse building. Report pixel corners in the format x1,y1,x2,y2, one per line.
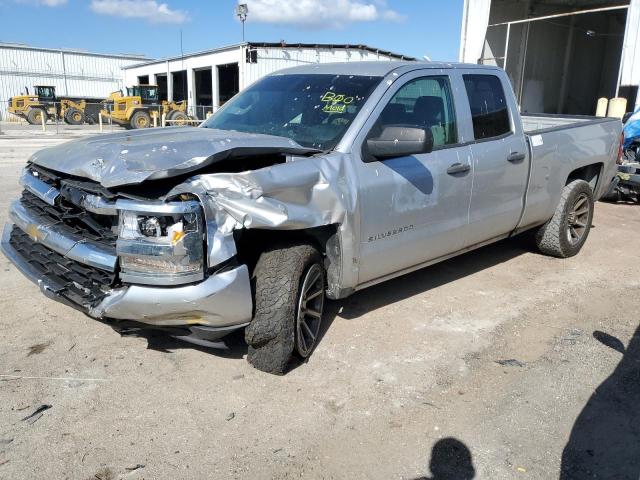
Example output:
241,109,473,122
0,43,148,119
122,42,416,119
459,0,640,114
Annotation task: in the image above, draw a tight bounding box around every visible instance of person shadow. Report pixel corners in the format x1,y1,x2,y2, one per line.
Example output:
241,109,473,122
413,437,476,480
559,325,640,479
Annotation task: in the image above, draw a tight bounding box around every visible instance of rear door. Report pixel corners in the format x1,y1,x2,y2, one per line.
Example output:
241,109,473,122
462,72,529,246
352,70,474,285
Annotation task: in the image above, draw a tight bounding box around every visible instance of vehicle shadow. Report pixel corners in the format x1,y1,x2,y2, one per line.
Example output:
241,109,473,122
103,321,248,359
559,325,640,479
108,233,534,364
315,233,535,348
412,437,476,479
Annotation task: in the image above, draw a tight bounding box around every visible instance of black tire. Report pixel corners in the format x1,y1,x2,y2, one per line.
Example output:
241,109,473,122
170,111,188,126
245,243,325,375
26,108,45,125
535,179,594,258
130,110,151,129
64,108,85,125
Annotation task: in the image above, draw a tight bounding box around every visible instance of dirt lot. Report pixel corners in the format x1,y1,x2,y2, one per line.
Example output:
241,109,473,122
0,128,638,480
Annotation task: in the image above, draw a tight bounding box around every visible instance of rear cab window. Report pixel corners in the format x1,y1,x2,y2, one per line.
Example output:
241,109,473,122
463,74,512,140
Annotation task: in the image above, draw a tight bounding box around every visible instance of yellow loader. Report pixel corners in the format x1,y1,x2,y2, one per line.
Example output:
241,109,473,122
100,85,191,129
7,86,102,125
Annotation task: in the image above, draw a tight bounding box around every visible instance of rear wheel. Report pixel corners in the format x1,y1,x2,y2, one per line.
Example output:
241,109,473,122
130,110,151,129
535,180,594,258
64,108,85,125
26,108,45,125
245,243,325,375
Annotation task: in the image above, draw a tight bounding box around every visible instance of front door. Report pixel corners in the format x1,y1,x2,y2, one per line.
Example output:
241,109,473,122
353,72,474,285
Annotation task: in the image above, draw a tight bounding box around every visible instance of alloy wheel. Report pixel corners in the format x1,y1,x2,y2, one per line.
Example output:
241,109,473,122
566,193,591,245
295,263,325,358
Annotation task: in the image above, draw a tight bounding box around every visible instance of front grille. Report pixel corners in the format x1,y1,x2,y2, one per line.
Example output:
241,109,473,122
21,190,117,249
9,228,116,309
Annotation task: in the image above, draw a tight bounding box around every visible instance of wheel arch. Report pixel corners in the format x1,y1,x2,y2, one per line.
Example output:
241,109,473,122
566,163,603,192
234,224,343,299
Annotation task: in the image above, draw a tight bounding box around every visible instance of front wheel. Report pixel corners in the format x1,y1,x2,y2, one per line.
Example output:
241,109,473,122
26,108,45,125
64,108,85,125
130,110,151,129
535,179,594,258
245,243,325,375
170,111,189,126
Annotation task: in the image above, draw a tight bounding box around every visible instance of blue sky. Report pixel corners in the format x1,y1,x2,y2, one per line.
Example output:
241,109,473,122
0,0,463,62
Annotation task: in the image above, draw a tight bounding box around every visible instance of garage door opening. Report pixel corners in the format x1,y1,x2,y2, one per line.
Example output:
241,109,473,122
194,68,213,119
217,63,239,105
156,75,168,102
172,70,188,103
481,5,628,115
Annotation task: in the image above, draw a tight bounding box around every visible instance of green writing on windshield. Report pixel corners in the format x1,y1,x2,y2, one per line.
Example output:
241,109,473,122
321,91,355,113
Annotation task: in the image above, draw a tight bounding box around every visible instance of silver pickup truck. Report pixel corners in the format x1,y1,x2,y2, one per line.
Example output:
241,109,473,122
2,62,621,374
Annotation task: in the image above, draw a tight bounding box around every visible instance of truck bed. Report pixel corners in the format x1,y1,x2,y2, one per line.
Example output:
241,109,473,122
521,113,613,134
516,113,620,231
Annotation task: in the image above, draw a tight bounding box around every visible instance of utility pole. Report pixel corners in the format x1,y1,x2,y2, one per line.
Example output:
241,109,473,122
236,4,248,41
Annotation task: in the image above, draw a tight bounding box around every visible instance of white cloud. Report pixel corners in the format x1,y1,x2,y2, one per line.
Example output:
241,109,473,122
243,0,404,28
90,0,189,24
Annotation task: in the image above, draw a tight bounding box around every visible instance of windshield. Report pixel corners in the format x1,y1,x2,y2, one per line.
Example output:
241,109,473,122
127,86,158,101
37,87,54,98
202,74,381,150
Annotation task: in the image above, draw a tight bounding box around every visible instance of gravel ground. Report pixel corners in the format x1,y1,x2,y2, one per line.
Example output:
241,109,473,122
0,129,638,480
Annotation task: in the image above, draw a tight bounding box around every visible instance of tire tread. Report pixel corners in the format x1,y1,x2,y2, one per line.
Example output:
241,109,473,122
245,243,320,375
535,179,594,258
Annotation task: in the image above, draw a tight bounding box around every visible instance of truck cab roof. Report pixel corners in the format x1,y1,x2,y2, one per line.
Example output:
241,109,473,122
273,61,503,77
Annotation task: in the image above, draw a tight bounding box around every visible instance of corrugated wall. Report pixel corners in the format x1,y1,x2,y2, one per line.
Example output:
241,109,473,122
0,45,148,119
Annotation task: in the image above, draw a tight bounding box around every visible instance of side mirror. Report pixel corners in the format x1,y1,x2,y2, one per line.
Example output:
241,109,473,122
366,126,433,160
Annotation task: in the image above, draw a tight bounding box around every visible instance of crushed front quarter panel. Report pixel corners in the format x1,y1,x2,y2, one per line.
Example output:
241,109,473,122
168,152,361,296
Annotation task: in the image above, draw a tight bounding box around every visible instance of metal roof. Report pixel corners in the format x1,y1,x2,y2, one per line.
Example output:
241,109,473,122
0,42,149,60
122,41,416,70
272,61,501,77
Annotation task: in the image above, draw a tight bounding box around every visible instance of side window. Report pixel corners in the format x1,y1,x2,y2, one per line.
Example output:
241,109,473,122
463,74,511,140
374,76,458,148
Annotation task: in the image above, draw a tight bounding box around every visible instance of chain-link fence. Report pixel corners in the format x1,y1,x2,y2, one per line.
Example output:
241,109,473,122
0,100,220,136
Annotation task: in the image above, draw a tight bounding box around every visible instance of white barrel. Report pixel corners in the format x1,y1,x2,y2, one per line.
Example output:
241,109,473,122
607,97,627,119
595,97,608,117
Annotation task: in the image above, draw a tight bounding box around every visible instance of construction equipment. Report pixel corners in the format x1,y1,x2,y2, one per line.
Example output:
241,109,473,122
100,85,191,129
7,86,102,125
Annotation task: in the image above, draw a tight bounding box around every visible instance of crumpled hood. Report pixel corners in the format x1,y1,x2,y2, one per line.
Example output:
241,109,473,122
28,127,318,188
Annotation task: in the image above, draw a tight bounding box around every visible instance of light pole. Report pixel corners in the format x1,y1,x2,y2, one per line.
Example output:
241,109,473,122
236,4,249,41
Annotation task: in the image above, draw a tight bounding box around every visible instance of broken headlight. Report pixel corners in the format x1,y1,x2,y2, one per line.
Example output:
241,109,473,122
116,201,205,286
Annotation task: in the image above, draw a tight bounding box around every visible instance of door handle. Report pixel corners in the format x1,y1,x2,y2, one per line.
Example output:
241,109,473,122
507,152,526,163
446,163,471,175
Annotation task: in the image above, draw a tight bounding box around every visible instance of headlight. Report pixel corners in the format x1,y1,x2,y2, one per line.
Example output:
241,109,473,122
116,201,205,286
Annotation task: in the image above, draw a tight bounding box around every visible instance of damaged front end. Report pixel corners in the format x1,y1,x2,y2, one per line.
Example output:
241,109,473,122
1,164,254,344
1,129,354,345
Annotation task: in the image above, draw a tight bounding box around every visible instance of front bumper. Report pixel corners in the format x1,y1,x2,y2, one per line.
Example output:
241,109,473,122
1,222,253,332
